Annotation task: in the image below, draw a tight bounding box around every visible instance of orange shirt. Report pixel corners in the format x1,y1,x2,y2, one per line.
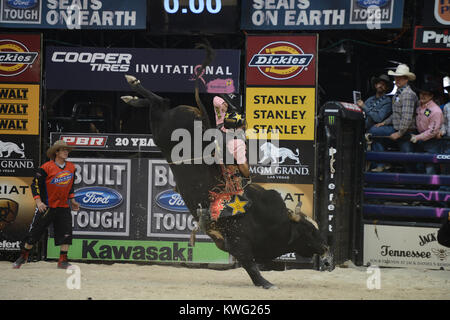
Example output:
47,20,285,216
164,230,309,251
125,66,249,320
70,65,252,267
30,160,76,208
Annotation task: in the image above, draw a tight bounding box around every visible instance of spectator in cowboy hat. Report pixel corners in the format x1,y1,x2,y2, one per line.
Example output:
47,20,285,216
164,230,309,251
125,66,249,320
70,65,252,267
357,74,393,130
12,140,80,269
410,82,443,174
368,64,419,172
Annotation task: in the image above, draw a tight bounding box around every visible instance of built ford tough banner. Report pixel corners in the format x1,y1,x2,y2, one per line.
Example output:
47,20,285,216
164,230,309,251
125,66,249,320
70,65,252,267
45,156,230,264
45,46,241,93
241,0,404,30
0,0,146,29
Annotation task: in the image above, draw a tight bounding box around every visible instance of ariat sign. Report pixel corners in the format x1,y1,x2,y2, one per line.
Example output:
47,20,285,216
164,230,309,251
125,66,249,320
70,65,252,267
414,26,450,51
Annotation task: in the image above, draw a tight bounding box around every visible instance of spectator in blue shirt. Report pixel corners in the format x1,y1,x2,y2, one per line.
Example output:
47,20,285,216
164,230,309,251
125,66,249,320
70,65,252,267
357,74,393,130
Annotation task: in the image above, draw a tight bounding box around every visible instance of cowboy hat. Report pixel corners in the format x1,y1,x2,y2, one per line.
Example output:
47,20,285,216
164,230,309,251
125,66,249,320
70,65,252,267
388,64,416,81
371,74,394,92
46,140,74,160
417,82,440,96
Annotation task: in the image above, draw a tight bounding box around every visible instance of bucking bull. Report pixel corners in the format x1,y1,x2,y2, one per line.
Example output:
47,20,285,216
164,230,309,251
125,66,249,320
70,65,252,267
121,44,333,289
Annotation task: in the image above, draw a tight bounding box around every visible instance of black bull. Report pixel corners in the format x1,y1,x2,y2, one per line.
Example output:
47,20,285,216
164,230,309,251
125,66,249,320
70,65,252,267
121,78,332,290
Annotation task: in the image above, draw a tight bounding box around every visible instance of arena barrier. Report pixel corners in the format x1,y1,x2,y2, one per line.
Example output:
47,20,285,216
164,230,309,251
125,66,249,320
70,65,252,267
363,144,450,270
317,101,365,268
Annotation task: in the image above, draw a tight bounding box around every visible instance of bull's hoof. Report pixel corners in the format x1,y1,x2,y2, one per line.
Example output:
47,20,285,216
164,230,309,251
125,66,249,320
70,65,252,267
120,95,137,103
125,74,140,85
261,283,278,290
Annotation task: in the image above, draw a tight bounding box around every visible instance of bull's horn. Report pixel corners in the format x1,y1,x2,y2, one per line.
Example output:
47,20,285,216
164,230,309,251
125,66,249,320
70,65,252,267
120,95,137,103
287,209,301,223
125,74,139,85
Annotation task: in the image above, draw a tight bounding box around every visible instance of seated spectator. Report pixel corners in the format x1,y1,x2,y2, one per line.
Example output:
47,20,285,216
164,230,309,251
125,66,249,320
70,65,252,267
368,64,418,172
410,82,443,174
357,74,393,130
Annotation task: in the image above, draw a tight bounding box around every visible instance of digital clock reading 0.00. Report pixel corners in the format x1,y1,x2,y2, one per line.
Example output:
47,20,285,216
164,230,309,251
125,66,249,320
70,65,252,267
164,0,222,14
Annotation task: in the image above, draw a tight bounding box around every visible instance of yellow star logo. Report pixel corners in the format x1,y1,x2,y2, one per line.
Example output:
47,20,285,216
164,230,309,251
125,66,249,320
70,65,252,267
227,195,248,215
234,113,243,121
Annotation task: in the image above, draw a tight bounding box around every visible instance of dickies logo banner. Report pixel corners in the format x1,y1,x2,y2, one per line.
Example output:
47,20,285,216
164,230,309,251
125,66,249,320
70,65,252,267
0,34,41,83
246,35,316,86
248,41,313,81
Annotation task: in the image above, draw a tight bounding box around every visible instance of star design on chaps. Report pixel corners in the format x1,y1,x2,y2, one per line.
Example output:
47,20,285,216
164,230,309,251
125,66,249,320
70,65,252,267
227,195,248,215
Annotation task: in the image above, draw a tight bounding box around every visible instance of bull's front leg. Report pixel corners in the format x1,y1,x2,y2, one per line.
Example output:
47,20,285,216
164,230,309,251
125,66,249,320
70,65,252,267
226,236,277,289
240,260,277,289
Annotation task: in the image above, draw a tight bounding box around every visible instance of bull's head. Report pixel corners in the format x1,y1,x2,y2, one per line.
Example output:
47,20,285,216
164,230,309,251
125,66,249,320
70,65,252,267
288,212,334,271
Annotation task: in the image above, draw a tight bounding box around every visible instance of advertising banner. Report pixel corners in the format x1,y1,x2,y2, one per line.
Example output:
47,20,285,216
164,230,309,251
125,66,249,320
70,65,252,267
248,140,314,184
246,35,316,86
147,159,208,240
70,158,131,237
51,132,161,153
241,0,404,30
364,224,450,269
45,46,241,93
0,33,41,83
0,177,35,254
413,26,450,51
245,87,316,140
0,0,147,29
422,0,450,26
47,239,230,264
0,135,39,176
0,83,40,135
255,183,314,218
44,157,230,264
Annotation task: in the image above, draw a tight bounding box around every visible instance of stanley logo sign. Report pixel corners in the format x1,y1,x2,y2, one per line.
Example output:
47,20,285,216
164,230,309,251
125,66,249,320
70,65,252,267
246,87,316,141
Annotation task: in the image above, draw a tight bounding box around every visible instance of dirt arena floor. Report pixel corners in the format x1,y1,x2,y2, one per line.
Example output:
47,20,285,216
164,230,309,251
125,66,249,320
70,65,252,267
0,260,449,300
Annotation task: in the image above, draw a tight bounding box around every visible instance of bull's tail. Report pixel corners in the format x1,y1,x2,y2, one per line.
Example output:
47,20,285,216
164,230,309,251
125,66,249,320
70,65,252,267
194,41,215,129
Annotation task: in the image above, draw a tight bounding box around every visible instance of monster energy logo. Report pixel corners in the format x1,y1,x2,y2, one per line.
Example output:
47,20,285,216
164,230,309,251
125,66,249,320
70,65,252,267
328,116,335,125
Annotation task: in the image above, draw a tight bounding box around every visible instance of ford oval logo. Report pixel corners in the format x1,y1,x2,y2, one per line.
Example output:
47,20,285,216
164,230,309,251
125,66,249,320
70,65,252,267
357,0,389,8
155,189,189,212
7,0,38,9
74,187,123,210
